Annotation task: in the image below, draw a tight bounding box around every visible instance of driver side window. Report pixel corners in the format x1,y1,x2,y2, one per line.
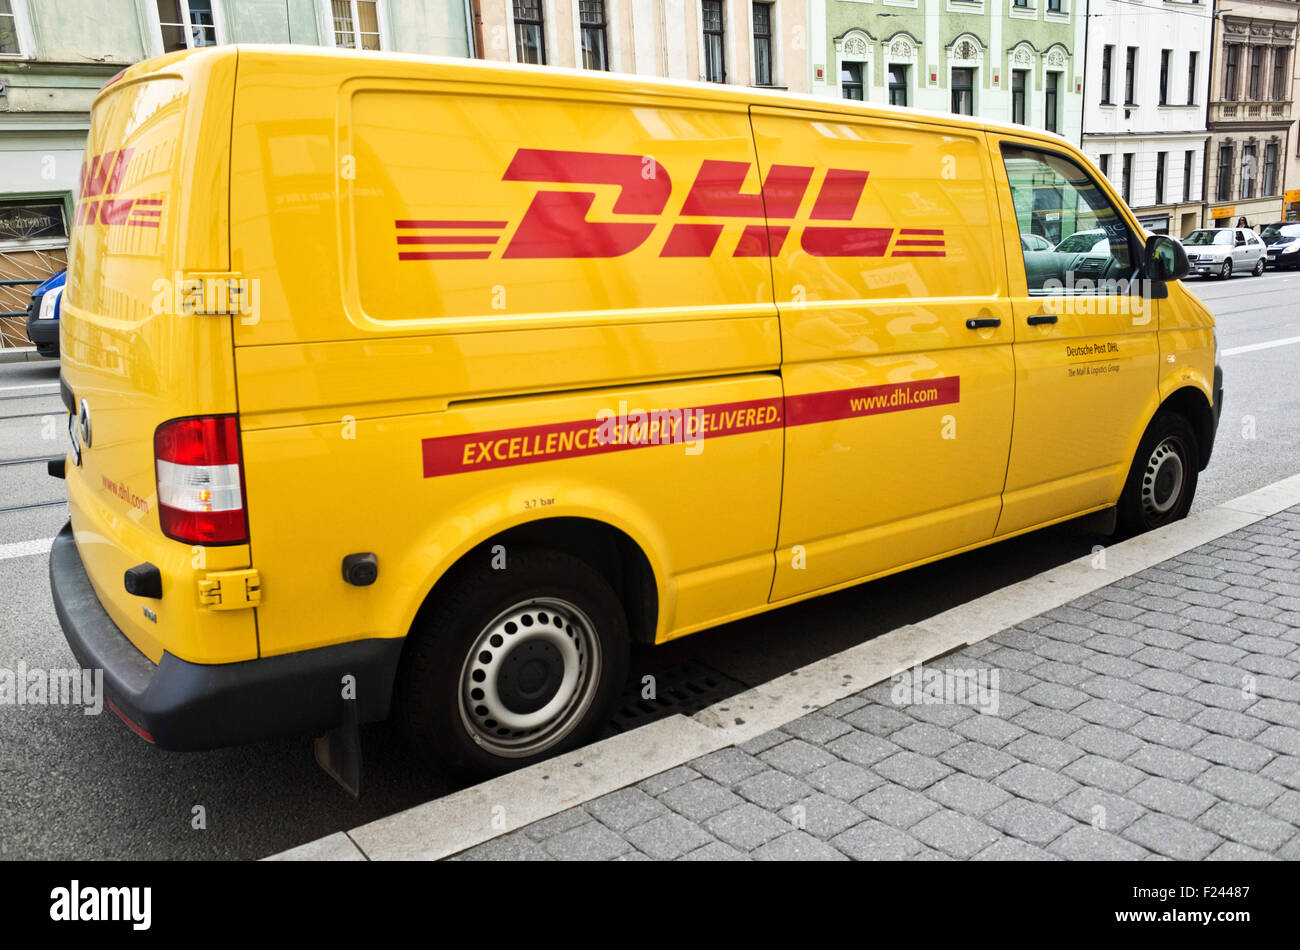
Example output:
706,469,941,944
1002,144,1138,295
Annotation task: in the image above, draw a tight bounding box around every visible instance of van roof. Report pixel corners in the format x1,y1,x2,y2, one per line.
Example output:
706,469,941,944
105,44,1076,152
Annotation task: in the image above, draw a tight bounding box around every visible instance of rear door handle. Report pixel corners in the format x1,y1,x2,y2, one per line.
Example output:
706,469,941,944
1027,314,1059,326
965,317,1001,329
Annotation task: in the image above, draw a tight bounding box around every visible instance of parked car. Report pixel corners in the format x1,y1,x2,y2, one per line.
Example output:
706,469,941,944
24,269,65,358
1020,232,1054,253
1180,228,1266,279
1258,221,1300,269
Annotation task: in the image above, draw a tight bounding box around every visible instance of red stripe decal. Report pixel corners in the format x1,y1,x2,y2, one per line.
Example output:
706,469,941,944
398,235,498,244
423,397,784,477
892,251,945,257
398,251,492,260
787,377,960,427
900,228,943,235
395,219,508,229
422,378,960,477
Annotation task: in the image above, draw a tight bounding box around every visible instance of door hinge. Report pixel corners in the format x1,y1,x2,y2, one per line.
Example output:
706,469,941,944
198,568,262,610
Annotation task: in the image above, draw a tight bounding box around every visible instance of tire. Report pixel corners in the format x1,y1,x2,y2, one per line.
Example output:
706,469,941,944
1117,411,1200,536
397,547,630,778
1219,259,1233,280
1252,257,1265,276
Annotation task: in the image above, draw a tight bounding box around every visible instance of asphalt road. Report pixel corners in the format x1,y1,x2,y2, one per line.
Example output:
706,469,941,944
0,270,1296,860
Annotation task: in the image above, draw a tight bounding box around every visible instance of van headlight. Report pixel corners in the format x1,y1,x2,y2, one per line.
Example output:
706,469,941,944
38,286,62,320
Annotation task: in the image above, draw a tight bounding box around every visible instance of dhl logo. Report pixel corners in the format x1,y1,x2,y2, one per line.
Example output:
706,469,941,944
395,149,946,261
74,149,162,229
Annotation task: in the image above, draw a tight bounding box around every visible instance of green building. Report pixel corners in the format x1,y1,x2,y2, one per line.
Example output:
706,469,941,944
807,0,1086,142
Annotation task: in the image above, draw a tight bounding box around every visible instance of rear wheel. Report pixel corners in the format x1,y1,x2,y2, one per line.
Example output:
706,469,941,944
1117,411,1200,535
1219,259,1233,280
1252,257,1265,276
398,547,630,777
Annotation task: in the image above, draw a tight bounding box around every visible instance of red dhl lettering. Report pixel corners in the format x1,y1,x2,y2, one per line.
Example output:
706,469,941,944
396,148,946,262
74,149,163,230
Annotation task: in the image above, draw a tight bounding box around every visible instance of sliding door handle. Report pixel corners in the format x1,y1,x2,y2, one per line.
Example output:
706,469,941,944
965,317,1002,329
1027,313,1059,326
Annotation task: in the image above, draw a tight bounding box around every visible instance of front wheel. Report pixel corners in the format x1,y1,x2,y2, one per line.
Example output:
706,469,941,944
1252,257,1265,276
397,547,630,777
1117,411,1200,535
1219,259,1233,280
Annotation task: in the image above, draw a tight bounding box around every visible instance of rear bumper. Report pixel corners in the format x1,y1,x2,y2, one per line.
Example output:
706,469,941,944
49,522,403,751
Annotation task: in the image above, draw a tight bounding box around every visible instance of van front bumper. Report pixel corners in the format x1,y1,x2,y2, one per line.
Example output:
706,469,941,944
49,522,403,751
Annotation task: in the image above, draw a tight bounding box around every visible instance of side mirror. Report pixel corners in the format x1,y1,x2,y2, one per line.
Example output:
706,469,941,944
1145,234,1189,282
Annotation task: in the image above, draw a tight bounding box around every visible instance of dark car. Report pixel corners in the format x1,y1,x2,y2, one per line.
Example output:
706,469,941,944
1259,222,1300,269
24,269,65,358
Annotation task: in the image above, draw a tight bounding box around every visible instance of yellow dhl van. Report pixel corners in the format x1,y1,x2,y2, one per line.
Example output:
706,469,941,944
51,46,1220,776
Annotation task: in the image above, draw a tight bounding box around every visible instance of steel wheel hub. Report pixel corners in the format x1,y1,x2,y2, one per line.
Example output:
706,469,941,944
1142,437,1185,518
458,597,601,757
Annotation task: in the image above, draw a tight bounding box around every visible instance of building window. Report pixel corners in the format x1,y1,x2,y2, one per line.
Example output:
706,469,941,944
841,61,863,100
752,2,773,85
1183,150,1194,202
1273,48,1290,101
1045,72,1059,133
157,0,220,52
1121,152,1133,204
1187,51,1198,105
1047,0,1061,11
1012,69,1027,124
1100,153,1111,178
952,67,975,116
1155,151,1166,205
579,0,608,70
702,0,725,83
1224,45,1239,101
1249,46,1264,100
1013,0,1028,6
889,65,909,106
1124,46,1137,105
513,0,545,64
1264,142,1278,195
0,0,24,55
1217,143,1233,200
1241,144,1257,199
1100,45,1113,104
1159,49,1171,105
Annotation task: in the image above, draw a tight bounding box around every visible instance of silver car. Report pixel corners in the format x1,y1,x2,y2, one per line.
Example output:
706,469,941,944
1180,227,1267,279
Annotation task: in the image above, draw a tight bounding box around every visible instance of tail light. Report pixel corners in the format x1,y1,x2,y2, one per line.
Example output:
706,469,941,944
154,415,248,545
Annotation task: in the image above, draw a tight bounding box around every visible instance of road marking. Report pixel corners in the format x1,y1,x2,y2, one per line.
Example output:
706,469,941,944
0,537,54,561
0,383,59,393
1222,334,1300,356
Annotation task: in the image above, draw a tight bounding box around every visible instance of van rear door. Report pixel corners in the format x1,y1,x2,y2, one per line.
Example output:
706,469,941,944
60,48,258,666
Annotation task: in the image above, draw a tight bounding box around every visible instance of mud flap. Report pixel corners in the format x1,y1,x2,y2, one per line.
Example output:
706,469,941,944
314,697,362,798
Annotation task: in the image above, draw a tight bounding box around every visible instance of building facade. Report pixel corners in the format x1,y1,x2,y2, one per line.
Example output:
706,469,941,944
1203,0,1299,228
0,0,470,345
808,0,1086,142
1080,0,1213,238
475,1,808,90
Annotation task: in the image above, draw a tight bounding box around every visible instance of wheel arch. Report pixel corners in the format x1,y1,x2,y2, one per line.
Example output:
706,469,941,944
1158,384,1216,471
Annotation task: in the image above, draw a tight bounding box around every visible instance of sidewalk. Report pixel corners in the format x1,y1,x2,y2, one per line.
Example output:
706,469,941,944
273,481,1300,861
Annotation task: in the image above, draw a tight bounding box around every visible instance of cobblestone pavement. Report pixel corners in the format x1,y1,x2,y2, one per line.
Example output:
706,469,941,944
453,506,1300,860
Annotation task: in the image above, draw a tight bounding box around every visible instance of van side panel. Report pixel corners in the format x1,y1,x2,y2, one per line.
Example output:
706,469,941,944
228,52,786,654
753,107,1015,602
62,49,256,665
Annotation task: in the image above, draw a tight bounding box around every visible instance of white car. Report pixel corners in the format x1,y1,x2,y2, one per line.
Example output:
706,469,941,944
1179,227,1266,279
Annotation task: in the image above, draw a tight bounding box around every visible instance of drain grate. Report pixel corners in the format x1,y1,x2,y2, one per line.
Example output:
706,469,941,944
601,660,747,737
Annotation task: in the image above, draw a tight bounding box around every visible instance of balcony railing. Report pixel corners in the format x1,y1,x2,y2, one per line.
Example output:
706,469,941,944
1210,99,1293,122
